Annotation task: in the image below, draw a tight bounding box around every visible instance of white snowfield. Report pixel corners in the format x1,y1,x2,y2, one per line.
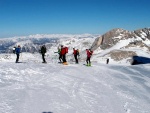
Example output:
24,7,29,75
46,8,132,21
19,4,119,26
0,59,150,113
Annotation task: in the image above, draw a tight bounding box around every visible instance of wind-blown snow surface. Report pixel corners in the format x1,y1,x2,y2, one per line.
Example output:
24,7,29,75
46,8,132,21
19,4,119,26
0,61,150,113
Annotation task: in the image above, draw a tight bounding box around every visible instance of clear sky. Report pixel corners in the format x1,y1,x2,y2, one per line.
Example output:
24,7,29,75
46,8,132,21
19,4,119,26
0,0,150,38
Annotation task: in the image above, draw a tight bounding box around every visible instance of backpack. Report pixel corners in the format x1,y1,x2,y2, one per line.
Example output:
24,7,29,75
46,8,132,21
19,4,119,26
58,48,61,53
77,49,79,55
41,46,47,54
13,47,16,54
65,47,68,53
15,47,21,54
90,50,93,55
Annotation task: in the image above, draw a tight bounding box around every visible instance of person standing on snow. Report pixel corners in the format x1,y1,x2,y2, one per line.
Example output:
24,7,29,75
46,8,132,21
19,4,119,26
106,58,109,64
60,45,68,64
86,49,93,66
58,46,63,63
73,48,79,64
15,45,21,63
40,45,47,63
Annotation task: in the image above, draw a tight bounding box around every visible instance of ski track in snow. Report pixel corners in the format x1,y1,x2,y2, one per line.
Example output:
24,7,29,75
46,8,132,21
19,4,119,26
0,62,150,113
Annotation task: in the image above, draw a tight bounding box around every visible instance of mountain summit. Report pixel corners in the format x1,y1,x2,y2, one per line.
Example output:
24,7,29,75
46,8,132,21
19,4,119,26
91,28,150,51
90,28,150,63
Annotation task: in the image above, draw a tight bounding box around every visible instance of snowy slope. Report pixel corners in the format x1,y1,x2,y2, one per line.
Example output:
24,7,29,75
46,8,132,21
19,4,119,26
0,30,150,113
0,54,150,113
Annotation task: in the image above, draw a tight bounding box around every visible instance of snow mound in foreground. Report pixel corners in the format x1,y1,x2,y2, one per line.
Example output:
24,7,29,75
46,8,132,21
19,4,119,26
0,62,150,113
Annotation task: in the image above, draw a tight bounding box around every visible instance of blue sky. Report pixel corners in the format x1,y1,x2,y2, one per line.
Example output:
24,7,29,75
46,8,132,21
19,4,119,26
0,0,150,38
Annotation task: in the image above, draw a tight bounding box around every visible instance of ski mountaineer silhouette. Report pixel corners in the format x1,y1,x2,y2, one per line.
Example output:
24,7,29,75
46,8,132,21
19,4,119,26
15,45,21,63
58,46,63,63
73,48,79,64
60,45,68,65
86,49,93,66
40,45,47,63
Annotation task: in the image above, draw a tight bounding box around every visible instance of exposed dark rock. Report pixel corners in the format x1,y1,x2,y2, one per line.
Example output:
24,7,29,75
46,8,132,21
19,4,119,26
108,50,137,61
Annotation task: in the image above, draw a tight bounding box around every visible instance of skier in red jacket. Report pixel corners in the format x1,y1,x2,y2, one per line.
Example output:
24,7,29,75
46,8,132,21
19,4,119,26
86,49,93,66
60,45,67,64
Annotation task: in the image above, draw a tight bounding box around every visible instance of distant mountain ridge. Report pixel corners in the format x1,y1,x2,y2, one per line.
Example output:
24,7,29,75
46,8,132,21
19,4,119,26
91,28,150,51
0,34,97,53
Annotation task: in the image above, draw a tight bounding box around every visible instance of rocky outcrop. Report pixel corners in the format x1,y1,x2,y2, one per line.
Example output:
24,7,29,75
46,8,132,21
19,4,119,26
91,28,150,51
124,40,150,51
90,36,103,51
108,50,137,61
134,28,150,40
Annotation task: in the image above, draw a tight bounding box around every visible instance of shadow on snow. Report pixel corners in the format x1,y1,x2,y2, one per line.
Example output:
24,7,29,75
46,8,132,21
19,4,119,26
131,56,150,65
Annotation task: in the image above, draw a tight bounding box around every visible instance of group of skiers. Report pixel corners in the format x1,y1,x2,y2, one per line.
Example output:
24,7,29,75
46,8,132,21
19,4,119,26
13,45,94,66
57,45,93,66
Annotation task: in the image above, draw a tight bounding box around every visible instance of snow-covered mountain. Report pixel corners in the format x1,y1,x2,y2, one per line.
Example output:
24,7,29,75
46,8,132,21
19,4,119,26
91,28,150,50
0,34,98,53
91,28,150,64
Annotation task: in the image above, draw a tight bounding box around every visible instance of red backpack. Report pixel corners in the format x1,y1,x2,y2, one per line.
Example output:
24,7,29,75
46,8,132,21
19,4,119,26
65,47,68,53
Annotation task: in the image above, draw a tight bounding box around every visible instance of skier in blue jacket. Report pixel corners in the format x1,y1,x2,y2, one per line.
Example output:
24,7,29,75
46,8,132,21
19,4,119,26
15,45,21,63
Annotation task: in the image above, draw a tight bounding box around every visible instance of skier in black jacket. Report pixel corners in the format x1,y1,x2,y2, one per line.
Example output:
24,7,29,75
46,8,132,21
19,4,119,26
40,45,47,63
